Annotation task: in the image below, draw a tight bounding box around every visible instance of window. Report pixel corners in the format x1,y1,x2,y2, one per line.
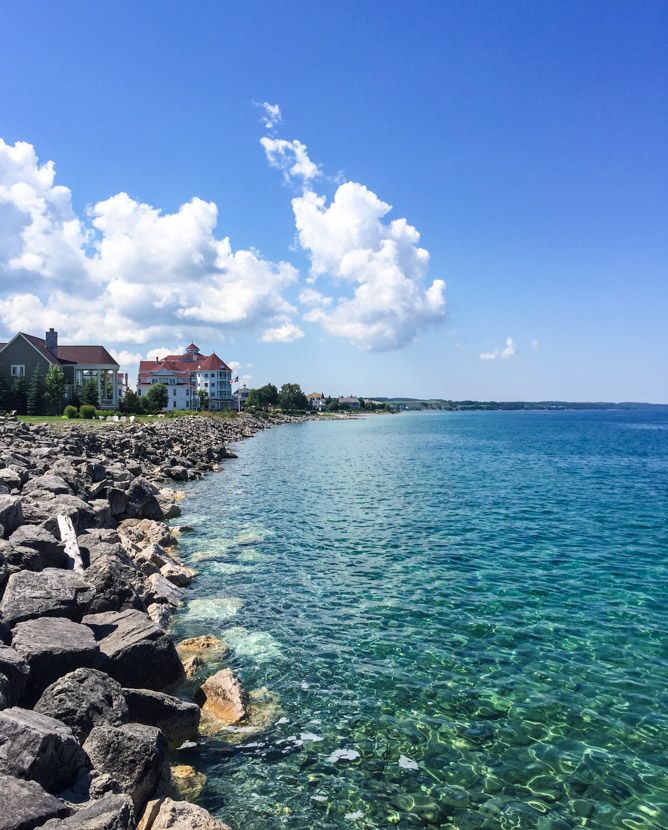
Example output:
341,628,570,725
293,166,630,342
172,388,177,396
10,365,25,377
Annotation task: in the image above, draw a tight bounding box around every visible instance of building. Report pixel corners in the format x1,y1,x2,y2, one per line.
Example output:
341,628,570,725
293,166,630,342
233,384,250,409
339,396,361,410
0,329,120,409
137,343,233,411
307,392,328,411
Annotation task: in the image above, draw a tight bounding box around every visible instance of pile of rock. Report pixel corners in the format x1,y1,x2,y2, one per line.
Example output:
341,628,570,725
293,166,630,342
0,412,298,830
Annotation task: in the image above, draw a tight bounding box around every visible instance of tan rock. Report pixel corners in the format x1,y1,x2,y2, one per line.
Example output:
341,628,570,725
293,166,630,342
199,668,248,725
181,654,204,680
170,764,206,801
177,635,226,654
140,798,231,830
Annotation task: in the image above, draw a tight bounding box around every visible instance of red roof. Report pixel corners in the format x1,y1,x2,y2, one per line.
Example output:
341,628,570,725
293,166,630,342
139,350,230,380
185,343,200,351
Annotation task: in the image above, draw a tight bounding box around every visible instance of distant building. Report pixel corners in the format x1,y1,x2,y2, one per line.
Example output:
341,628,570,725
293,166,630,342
233,384,250,409
116,372,129,400
307,392,328,411
138,343,233,411
339,396,361,410
0,328,120,409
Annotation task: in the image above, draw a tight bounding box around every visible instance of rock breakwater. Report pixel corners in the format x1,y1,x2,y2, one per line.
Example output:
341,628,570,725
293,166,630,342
0,411,305,830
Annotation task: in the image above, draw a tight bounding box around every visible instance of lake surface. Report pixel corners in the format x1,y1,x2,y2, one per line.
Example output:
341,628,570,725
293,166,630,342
172,410,668,829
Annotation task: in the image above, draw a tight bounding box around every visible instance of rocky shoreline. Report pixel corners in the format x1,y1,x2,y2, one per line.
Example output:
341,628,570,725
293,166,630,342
0,412,308,830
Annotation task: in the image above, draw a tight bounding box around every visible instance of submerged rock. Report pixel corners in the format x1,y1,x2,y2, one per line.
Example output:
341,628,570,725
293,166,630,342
169,765,206,801
198,668,248,725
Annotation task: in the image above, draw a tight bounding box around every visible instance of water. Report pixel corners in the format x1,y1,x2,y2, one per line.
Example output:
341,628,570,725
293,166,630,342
171,410,668,829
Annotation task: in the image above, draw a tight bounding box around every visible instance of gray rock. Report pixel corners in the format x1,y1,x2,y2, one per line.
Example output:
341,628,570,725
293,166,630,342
85,555,145,615
22,475,71,496
8,526,67,568
0,569,96,625
83,723,169,813
20,494,97,534
38,794,135,830
0,496,23,538
34,669,128,742
2,544,44,572
83,610,182,691
124,479,163,522
12,618,100,704
0,644,30,705
0,772,71,830
106,488,128,517
0,707,89,794
138,798,230,830
146,573,183,609
0,468,22,491
122,689,199,749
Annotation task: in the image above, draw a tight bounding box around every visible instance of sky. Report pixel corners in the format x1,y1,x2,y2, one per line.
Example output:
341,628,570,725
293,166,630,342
0,1,666,401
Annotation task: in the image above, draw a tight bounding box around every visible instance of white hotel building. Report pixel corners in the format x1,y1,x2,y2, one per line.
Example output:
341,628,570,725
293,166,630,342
137,343,234,411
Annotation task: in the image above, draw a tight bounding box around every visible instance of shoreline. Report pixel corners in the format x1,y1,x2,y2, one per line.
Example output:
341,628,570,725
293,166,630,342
0,411,307,830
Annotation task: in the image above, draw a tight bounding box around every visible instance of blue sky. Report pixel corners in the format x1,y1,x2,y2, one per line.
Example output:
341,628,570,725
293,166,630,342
1,1,666,401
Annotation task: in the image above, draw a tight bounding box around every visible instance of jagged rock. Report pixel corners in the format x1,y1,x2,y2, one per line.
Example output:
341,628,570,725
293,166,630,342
34,669,128,742
176,636,227,679
117,521,175,554
159,562,195,588
146,573,183,609
179,655,203,680
0,644,30,705
0,569,96,625
0,496,23,538
83,610,183,690
83,723,169,814
2,545,43,572
22,475,71,496
0,707,89,794
146,604,171,630
8,526,67,569
38,793,135,830
124,479,163,522
85,555,145,615
12,618,100,704
106,488,128,518
0,551,8,591
169,765,206,801
20,494,97,534
166,466,188,482
197,668,248,725
0,772,71,830
0,468,22,491
122,689,199,749
138,799,230,830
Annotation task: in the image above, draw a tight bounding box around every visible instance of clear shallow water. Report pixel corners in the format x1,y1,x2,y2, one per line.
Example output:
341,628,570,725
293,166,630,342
172,410,668,829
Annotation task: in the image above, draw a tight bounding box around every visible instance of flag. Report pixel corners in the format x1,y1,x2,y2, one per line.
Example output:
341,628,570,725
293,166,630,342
232,376,239,383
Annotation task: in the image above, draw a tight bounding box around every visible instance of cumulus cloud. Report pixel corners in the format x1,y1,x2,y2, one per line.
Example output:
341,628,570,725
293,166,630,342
255,101,282,130
260,322,304,343
480,337,517,360
0,138,301,349
260,137,319,182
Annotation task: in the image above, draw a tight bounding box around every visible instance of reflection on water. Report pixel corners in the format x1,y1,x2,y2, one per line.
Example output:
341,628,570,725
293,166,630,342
172,410,668,829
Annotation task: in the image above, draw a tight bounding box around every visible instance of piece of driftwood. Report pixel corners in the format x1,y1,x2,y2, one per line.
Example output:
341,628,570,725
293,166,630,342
57,514,84,572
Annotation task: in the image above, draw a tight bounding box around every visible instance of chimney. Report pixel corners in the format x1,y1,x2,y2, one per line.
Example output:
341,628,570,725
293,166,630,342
45,328,58,357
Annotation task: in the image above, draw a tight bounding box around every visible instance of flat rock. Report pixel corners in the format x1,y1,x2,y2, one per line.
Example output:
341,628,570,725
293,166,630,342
12,618,100,704
83,610,183,690
22,475,71,496
8,526,67,568
138,799,230,830
0,772,71,830
0,569,95,626
34,668,128,742
83,723,169,814
122,689,199,749
0,707,89,794
38,794,135,830
198,668,248,725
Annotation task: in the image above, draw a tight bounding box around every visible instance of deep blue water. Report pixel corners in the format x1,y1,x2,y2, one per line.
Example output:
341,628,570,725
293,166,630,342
172,410,668,829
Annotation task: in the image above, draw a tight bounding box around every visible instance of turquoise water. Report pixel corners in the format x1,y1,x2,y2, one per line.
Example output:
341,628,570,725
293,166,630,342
172,410,668,829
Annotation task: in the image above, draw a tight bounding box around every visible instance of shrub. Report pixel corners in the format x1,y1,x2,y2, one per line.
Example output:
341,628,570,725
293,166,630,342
63,405,78,419
95,410,108,418
79,404,96,419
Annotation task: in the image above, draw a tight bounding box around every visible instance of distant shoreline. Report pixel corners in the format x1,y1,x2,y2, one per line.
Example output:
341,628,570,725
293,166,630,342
370,399,668,412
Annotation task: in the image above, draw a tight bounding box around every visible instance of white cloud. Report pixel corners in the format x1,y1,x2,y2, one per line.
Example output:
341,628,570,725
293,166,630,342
298,287,332,308
260,322,305,343
255,102,282,130
480,337,517,361
291,182,446,351
0,138,302,349
531,338,539,350
260,137,319,182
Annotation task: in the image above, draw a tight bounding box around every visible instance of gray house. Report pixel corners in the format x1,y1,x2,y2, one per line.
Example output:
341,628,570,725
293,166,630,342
0,329,120,409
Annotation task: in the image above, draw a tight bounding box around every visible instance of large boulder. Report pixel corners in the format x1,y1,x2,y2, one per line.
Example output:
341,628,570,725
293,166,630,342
8,526,67,569
122,689,199,749
124,479,163,522
83,723,169,814
37,794,135,830
20,494,98,534
0,644,30,705
0,569,95,626
22,475,71,496
34,669,128,742
197,669,248,725
0,772,71,830
138,799,230,830
84,555,145,615
83,610,183,690
12,618,100,704
0,468,22,491
0,496,23,538
0,707,89,794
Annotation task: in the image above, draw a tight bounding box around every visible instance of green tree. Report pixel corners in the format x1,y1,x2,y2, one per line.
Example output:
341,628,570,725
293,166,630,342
10,377,27,414
81,377,99,406
143,383,168,414
44,365,65,415
26,368,45,415
196,389,209,411
278,383,308,412
245,383,278,411
120,389,142,414
69,384,82,408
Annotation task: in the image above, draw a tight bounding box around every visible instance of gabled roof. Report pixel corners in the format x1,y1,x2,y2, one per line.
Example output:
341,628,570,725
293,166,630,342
195,352,230,371
5,333,119,367
22,333,61,365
